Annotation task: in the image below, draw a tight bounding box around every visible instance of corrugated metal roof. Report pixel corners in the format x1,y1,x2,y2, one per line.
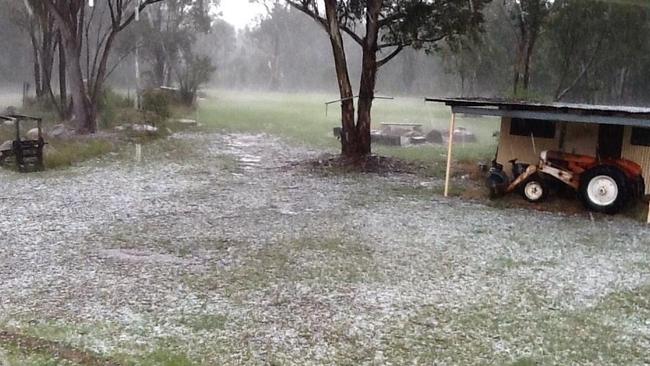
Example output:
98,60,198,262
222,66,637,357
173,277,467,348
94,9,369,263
425,97,650,127
426,97,650,114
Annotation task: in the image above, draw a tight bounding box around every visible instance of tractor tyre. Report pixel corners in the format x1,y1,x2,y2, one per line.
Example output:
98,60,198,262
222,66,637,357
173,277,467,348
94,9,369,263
631,175,646,200
521,175,548,203
579,165,629,214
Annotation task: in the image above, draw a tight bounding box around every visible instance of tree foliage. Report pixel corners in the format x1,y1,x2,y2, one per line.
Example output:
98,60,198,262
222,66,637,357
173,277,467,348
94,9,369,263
137,0,218,88
504,0,552,96
177,54,216,105
288,0,490,65
287,0,490,157
42,0,165,133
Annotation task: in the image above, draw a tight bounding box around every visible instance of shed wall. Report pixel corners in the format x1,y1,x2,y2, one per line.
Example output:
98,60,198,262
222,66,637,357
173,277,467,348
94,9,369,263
562,122,599,156
621,126,650,194
496,118,559,173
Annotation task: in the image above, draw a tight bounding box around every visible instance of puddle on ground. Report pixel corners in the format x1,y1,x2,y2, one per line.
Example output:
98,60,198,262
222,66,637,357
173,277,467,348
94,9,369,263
237,155,262,170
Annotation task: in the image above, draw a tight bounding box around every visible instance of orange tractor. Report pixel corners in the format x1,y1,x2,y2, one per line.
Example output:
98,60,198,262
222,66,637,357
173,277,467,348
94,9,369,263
487,151,645,214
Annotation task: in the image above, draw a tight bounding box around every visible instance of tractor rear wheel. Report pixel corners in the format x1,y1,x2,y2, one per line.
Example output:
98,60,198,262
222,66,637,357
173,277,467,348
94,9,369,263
522,176,547,203
579,165,629,214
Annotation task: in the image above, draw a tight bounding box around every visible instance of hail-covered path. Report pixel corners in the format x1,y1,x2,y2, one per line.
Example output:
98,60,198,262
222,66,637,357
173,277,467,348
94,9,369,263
0,132,648,365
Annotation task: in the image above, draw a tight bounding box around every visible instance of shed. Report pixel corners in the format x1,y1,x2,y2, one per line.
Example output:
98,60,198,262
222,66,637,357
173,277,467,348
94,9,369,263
426,97,650,199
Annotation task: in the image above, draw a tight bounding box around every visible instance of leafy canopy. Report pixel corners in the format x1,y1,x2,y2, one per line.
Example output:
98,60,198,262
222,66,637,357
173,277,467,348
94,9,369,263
289,0,490,54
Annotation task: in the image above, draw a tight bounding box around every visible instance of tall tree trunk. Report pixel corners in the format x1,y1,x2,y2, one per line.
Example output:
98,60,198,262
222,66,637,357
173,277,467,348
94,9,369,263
29,26,43,99
324,0,356,157
40,23,54,100
355,0,382,157
58,32,68,118
63,39,95,133
513,41,525,96
269,34,281,91
91,32,117,104
153,46,166,87
523,39,535,91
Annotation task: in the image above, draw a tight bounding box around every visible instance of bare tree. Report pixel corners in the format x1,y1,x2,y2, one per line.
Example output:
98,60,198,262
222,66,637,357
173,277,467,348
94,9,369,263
43,0,164,134
3,1,52,98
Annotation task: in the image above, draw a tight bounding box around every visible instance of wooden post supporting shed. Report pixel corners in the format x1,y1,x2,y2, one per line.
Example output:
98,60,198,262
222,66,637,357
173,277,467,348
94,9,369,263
444,112,456,197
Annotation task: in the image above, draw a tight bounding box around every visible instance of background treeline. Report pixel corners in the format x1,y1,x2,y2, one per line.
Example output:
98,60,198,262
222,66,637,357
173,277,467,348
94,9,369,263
1,0,650,106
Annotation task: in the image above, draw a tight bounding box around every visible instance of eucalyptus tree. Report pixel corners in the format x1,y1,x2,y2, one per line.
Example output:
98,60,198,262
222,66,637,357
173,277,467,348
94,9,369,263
0,0,64,109
43,0,164,134
286,0,490,158
248,1,334,91
138,0,217,89
0,10,32,87
503,0,552,96
595,3,650,104
542,0,609,102
251,1,291,90
194,19,238,87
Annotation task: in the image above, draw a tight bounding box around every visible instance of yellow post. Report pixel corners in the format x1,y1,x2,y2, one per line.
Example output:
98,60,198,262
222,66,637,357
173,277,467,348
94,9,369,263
444,112,456,197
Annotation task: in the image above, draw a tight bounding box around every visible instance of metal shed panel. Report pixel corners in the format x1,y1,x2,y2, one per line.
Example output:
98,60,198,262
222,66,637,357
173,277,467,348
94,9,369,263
622,127,650,194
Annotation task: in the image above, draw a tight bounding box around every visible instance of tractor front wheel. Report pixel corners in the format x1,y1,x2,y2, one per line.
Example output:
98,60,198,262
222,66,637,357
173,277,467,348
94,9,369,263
522,176,547,203
579,166,629,214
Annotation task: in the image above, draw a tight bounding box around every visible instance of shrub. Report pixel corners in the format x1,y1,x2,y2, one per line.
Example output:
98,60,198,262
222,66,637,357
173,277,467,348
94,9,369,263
141,89,172,121
98,88,134,128
177,55,216,106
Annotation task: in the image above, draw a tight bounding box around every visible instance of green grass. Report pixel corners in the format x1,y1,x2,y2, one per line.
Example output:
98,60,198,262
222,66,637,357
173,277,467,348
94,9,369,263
130,349,195,366
198,90,500,170
0,128,116,171
0,343,77,366
382,283,650,365
2,90,499,175
44,138,115,169
0,91,21,110
190,236,377,296
179,314,228,332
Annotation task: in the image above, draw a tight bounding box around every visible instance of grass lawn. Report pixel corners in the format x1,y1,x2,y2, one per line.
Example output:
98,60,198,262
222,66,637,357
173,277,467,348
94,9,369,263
0,90,20,109
197,90,500,172
1,90,499,174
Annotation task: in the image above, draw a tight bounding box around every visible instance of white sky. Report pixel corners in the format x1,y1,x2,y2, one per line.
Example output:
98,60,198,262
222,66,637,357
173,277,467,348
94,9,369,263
219,0,266,30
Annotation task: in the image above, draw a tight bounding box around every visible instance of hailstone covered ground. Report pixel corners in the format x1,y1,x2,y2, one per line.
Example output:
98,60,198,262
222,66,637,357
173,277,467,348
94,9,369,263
0,132,648,365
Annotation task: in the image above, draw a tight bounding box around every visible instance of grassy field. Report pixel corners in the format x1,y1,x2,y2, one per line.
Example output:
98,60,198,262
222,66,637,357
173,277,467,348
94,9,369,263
1,90,499,173
197,90,500,170
0,90,20,109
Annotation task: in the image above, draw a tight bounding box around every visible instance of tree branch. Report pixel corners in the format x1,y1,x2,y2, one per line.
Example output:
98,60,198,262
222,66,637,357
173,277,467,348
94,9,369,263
339,24,363,46
377,45,403,68
117,0,164,32
286,0,363,45
555,33,605,101
377,12,405,28
106,45,138,80
286,0,328,31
